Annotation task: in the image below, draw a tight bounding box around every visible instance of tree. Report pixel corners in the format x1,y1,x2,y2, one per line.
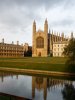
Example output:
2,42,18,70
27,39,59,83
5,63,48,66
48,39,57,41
63,38,75,64
62,83,75,100
24,49,32,57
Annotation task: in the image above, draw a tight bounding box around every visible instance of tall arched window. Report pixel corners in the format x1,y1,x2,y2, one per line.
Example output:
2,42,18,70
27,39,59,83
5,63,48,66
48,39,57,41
36,37,44,48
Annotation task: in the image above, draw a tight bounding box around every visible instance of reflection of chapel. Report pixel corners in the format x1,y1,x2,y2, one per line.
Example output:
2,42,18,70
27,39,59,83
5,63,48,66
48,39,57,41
32,19,68,57
32,77,47,100
32,76,73,100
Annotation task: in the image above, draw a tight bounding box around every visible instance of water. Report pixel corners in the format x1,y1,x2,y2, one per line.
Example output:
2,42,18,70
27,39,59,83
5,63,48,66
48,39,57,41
0,71,75,100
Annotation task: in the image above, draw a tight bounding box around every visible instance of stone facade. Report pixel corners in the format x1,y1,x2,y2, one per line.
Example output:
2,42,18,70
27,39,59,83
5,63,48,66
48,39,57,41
32,19,68,57
53,41,68,57
0,39,24,57
32,19,48,57
0,38,32,57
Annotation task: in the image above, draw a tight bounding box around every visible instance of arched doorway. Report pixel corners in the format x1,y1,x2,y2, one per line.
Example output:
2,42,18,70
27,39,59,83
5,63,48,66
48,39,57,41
38,52,41,57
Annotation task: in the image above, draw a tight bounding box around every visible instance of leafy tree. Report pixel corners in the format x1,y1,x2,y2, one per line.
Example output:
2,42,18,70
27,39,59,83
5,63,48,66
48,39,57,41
63,38,75,64
24,49,32,57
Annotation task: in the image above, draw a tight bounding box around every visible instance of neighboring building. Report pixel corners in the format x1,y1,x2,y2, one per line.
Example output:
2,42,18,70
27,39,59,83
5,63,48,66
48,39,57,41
32,19,68,57
0,38,32,57
53,41,68,57
0,39,24,57
53,32,74,57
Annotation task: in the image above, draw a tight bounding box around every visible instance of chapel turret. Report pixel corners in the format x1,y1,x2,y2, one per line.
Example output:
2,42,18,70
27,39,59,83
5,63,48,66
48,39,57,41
33,20,36,34
44,19,48,34
71,32,73,39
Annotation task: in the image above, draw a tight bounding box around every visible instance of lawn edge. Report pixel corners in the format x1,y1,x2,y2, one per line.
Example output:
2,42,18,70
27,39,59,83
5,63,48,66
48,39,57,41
0,67,75,77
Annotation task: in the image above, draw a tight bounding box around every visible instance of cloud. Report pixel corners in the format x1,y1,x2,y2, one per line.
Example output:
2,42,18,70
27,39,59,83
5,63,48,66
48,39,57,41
0,0,75,45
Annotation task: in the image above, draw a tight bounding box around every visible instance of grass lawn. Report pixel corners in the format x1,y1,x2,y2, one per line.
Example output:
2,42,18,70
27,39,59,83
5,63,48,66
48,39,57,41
0,57,75,73
0,96,14,100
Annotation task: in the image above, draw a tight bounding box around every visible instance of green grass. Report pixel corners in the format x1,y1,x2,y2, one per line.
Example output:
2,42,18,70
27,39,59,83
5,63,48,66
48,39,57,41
0,57,67,64
0,96,12,100
0,57,75,73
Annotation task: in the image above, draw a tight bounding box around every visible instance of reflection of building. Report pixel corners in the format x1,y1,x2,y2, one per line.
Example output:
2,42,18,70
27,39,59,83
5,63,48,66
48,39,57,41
0,72,18,82
32,19,69,57
32,77,47,100
0,72,73,100
32,76,73,100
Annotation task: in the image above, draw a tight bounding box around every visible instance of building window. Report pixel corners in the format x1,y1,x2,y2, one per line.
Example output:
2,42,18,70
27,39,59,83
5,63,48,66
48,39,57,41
58,48,59,51
58,53,59,56
65,45,67,47
54,45,56,47
54,53,56,56
36,37,44,48
54,48,56,51
61,48,63,51
61,45,63,47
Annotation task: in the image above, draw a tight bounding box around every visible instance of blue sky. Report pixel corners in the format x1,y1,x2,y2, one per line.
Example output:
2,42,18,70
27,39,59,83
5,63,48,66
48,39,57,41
0,0,75,45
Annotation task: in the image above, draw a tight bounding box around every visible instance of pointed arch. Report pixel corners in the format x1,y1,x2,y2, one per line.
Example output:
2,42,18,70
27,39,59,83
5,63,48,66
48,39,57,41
36,37,44,48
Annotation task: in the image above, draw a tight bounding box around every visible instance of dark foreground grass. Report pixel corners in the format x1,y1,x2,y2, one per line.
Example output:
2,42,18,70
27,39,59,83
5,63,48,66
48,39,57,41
0,57,75,73
0,96,9,100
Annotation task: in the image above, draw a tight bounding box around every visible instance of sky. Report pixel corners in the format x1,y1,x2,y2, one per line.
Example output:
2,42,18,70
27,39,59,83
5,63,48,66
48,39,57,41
0,0,75,45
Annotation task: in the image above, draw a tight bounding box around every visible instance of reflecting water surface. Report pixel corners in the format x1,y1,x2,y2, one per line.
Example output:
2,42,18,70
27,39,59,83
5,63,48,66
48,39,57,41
0,71,75,100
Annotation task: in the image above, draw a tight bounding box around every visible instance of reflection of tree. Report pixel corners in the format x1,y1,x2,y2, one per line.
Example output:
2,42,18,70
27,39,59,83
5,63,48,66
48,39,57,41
62,83,75,100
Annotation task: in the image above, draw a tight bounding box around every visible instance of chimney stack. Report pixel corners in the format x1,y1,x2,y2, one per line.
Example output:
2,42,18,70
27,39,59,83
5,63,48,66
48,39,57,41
17,41,19,45
71,32,73,39
2,38,4,43
12,41,14,44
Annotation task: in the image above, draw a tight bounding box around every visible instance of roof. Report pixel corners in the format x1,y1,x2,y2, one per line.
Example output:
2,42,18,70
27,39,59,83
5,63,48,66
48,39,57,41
0,43,23,47
53,41,68,44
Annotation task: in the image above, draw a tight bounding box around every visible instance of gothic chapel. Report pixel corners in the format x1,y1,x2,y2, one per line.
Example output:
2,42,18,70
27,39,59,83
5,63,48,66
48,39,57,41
32,19,68,57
